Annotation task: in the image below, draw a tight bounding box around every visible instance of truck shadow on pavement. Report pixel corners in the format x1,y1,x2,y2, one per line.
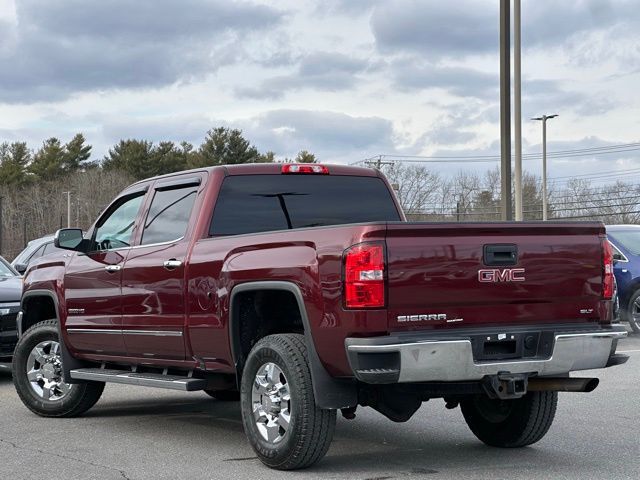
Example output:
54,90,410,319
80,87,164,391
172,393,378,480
0,371,12,384
78,392,580,476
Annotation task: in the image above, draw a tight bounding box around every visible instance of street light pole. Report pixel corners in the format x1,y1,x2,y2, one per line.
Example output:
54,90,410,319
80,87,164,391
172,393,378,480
499,0,513,221
62,191,72,228
513,0,523,221
532,114,558,221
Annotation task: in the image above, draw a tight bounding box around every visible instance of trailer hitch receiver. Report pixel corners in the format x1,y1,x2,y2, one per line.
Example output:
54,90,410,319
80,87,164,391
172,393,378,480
482,372,529,399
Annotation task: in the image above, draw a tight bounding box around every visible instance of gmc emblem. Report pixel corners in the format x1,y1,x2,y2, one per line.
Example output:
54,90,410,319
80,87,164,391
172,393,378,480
478,268,525,283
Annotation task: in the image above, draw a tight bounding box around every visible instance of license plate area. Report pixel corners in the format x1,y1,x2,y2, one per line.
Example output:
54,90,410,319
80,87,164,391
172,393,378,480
471,331,543,361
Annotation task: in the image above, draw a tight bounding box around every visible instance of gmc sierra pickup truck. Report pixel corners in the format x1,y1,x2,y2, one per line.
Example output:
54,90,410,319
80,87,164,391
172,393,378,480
13,163,628,470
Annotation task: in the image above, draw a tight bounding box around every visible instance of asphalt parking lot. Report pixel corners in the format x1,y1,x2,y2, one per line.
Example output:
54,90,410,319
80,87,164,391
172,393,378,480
1,329,638,480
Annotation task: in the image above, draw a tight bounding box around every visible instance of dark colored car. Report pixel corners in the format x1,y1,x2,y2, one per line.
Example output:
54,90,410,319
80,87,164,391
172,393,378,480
11,234,64,274
606,225,640,333
13,164,627,470
0,255,21,368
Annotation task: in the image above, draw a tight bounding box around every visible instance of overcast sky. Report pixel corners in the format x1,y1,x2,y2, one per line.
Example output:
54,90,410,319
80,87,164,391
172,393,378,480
0,0,638,184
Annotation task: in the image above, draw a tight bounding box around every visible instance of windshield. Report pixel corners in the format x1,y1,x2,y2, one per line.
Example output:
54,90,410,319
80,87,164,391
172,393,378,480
0,258,17,277
11,240,44,266
610,230,640,256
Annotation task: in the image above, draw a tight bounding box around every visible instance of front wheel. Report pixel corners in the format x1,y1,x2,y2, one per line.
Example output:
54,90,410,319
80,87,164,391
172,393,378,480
461,391,557,448
626,290,640,334
12,320,104,417
240,334,336,470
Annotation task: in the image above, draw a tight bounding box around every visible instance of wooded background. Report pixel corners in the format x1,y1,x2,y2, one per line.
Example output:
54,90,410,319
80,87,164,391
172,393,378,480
1,127,637,260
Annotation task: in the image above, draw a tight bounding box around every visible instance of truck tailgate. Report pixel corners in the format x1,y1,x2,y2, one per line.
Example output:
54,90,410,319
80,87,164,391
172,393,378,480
385,222,606,330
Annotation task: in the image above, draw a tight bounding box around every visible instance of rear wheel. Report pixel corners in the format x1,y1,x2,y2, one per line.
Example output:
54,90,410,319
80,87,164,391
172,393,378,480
626,289,640,333
461,391,557,448
12,320,104,417
240,334,336,470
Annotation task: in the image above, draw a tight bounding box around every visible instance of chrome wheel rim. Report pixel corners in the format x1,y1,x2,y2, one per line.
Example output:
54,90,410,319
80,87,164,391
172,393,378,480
251,362,291,444
26,340,73,401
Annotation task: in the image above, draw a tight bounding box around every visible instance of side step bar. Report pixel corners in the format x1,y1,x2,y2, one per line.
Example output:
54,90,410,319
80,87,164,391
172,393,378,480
0,362,12,372
69,368,207,391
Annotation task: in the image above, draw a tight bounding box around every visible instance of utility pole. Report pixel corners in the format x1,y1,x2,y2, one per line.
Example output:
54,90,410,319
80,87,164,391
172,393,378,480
532,114,558,221
364,155,393,170
513,0,523,221
62,191,72,228
499,0,513,221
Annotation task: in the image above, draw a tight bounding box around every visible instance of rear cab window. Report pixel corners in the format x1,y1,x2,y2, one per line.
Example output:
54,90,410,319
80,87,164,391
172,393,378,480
210,174,401,236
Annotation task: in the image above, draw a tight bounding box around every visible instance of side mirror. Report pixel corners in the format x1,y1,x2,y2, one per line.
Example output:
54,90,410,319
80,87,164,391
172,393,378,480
13,263,27,274
54,228,85,251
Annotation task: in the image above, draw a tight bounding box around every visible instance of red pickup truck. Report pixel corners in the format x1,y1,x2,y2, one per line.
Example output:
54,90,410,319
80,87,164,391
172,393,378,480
12,163,628,470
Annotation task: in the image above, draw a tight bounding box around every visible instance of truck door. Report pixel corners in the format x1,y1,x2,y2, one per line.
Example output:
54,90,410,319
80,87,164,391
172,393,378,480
64,191,146,356
120,176,201,360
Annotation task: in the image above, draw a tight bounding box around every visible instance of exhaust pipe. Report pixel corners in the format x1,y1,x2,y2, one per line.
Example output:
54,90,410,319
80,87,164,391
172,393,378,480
528,377,599,393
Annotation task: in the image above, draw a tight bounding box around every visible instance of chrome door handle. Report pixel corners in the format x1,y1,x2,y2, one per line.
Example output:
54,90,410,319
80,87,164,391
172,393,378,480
163,259,183,269
104,265,122,273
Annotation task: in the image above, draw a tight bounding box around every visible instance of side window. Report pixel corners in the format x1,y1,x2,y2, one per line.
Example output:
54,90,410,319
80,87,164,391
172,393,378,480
93,194,145,251
141,186,197,245
609,242,627,262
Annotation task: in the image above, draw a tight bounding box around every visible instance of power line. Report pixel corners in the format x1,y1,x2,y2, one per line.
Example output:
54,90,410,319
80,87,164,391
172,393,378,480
554,210,640,220
550,172,640,187
378,147,640,164
525,142,640,156
550,167,640,180
355,142,640,165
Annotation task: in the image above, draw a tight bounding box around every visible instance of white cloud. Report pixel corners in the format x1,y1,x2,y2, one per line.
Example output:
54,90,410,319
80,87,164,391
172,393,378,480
0,0,638,183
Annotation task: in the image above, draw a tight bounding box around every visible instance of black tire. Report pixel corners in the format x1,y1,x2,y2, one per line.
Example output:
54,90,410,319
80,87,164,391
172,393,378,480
461,391,557,448
12,320,104,418
626,289,640,334
240,334,336,470
204,389,240,401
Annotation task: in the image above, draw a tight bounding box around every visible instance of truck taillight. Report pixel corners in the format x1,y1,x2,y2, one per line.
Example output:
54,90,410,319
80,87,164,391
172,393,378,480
344,243,385,308
281,164,329,174
602,239,614,300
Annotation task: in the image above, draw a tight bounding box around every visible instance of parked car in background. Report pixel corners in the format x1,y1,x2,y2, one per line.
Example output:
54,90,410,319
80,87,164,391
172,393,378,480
607,225,640,333
0,256,21,369
11,235,64,274
613,277,620,322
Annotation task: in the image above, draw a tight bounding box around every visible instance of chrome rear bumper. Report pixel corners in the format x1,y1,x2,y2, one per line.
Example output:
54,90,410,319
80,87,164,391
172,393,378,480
345,325,628,384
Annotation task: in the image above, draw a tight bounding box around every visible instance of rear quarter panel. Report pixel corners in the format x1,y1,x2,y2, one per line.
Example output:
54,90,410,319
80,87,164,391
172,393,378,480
186,224,389,376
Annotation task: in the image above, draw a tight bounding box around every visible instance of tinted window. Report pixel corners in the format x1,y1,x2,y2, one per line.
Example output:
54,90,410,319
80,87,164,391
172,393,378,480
141,187,197,245
93,194,144,250
210,175,400,236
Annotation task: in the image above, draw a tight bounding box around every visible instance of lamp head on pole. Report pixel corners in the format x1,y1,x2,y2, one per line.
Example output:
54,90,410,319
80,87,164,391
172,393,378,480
531,114,558,121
